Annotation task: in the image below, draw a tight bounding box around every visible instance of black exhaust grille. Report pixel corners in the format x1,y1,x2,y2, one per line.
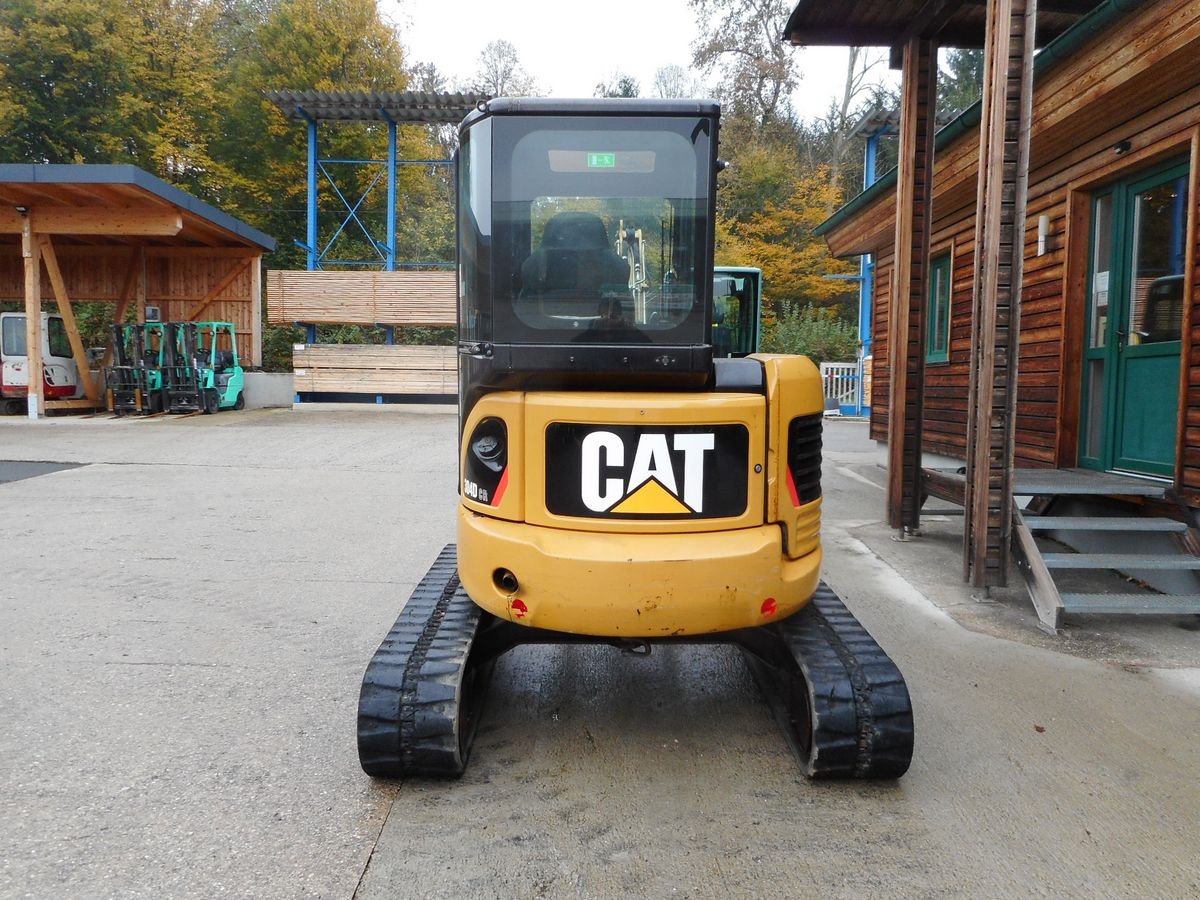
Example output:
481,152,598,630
787,414,822,504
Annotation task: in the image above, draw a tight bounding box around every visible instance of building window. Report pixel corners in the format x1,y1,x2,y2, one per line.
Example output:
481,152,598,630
926,253,951,364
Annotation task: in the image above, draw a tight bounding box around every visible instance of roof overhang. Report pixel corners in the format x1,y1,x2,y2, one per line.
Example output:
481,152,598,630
784,0,1107,59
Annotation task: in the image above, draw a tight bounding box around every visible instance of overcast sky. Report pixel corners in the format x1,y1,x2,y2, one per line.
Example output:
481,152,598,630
383,0,897,123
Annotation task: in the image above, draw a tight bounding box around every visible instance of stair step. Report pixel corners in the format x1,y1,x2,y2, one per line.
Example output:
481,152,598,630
1042,553,1200,570
1023,516,1187,532
1060,593,1200,615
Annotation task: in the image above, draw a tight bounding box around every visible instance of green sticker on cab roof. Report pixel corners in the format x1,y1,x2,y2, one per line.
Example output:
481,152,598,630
587,152,616,169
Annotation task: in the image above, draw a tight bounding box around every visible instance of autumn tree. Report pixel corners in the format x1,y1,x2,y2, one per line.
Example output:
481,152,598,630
690,0,798,127
470,40,538,97
718,165,858,320
653,65,706,99
0,0,228,192
595,74,640,98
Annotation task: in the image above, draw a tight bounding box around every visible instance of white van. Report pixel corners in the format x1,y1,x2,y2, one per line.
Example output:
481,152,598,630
0,312,83,413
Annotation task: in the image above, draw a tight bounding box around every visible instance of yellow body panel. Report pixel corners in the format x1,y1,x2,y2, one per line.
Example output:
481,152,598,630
523,391,766,534
456,358,825,637
458,506,822,636
751,354,825,558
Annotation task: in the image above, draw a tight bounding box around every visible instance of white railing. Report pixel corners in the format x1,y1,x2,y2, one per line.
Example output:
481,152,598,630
820,362,860,414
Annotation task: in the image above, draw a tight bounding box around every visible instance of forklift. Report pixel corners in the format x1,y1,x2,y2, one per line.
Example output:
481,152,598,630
357,99,913,780
164,321,245,414
104,322,167,415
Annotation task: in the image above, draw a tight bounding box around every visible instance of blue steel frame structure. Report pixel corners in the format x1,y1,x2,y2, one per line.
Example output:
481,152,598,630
268,91,488,342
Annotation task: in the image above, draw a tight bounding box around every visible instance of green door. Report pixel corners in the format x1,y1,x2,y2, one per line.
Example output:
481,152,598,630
1081,160,1189,477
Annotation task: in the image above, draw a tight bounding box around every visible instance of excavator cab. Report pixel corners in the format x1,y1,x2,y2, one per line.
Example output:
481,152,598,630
358,99,913,781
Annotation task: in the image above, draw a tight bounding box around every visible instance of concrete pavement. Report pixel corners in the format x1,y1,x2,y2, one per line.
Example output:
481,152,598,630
1,410,1197,898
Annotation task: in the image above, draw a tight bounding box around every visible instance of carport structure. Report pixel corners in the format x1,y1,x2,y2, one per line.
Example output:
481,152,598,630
0,164,275,417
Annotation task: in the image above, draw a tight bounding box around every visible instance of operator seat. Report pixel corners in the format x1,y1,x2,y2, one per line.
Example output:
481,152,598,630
520,211,630,299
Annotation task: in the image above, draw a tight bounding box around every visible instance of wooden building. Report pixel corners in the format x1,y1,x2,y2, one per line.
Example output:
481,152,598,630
0,164,275,415
786,0,1200,628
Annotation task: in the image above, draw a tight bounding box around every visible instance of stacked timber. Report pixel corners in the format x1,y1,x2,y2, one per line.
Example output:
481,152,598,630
292,344,456,395
266,270,455,325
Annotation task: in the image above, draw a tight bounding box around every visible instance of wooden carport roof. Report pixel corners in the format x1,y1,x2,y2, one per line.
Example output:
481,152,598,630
0,164,275,251
2,165,275,417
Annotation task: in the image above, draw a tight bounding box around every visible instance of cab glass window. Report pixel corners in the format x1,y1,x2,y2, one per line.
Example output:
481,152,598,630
489,117,711,345
47,317,72,359
2,317,26,356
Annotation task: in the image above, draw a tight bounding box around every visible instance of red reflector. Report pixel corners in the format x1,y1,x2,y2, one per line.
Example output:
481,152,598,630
760,598,777,617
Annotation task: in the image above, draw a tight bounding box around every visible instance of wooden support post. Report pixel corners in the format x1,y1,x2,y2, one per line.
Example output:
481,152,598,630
38,236,98,403
21,213,43,419
135,247,147,324
963,0,1038,586
250,255,262,367
887,37,938,531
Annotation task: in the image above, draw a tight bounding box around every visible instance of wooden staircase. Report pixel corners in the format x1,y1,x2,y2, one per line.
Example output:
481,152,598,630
1010,469,1200,633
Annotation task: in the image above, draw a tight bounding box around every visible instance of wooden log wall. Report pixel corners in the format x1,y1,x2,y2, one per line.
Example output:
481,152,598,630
266,270,456,326
292,344,457,395
853,0,1200,501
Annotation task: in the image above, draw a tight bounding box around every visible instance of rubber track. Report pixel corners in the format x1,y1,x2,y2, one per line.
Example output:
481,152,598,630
773,583,914,779
357,545,492,778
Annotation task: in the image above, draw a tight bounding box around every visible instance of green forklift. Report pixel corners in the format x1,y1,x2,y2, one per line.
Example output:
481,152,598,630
164,321,245,414
104,322,167,415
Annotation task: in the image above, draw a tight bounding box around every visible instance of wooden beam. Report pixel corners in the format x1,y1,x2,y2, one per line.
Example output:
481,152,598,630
0,207,182,236
38,236,97,402
135,246,146,324
963,0,1037,587
890,0,969,67
97,250,143,370
146,247,261,259
186,258,252,321
887,36,938,532
21,213,43,418
250,256,262,367
44,398,102,411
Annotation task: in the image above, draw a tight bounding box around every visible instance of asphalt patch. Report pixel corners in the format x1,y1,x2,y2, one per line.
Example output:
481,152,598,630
0,461,86,484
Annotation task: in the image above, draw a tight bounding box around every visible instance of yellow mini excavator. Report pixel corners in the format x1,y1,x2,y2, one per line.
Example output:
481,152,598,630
357,98,914,779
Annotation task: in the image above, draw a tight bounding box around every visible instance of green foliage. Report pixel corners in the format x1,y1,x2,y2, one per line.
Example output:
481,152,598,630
938,49,983,119
394,326,454,346
760,302,858,364
261,322,303,372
